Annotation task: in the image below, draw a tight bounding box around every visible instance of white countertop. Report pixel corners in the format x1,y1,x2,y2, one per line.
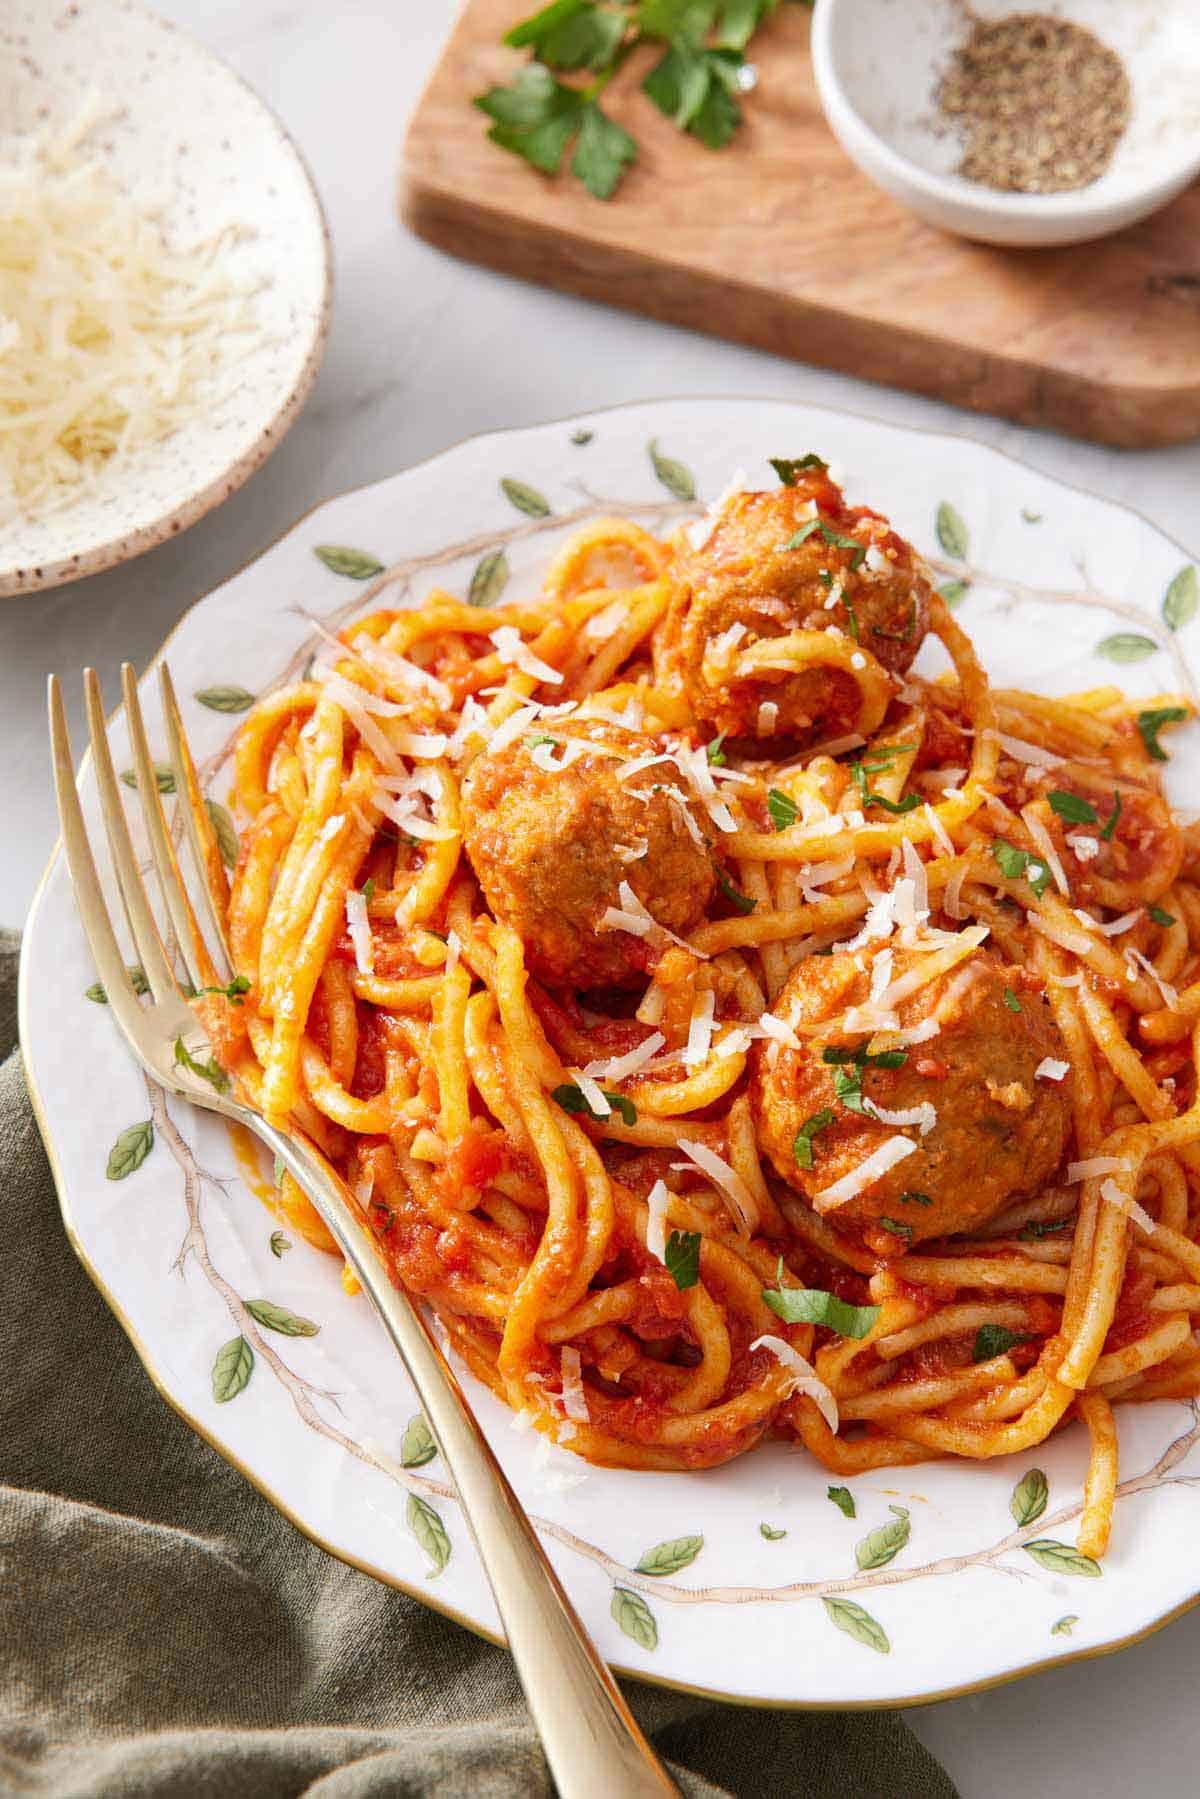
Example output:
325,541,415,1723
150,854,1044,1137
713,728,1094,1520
5,4,1200,1791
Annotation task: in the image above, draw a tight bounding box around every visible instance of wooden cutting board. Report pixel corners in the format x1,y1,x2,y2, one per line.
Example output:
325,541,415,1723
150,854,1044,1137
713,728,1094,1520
401,2,1200,448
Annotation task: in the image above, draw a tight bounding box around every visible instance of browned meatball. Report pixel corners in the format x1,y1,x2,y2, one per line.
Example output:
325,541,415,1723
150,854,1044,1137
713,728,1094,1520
654,467,932,749
461,721,717,989
752,947,1072,1250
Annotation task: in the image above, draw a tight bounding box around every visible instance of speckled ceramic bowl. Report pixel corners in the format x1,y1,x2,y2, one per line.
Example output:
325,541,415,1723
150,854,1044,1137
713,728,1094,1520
0,0,331,597
813,0,1200,248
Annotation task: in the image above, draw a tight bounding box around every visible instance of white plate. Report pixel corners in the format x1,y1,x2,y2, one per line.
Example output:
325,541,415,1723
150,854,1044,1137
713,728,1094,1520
0,0,330,596
21,398,1200,1708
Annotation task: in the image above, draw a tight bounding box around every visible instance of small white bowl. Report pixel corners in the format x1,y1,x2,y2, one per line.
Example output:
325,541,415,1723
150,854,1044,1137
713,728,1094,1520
811,0,1200,247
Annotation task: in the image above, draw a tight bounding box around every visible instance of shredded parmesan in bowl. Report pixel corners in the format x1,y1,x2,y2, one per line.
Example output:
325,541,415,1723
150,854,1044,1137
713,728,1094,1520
0,101,266,526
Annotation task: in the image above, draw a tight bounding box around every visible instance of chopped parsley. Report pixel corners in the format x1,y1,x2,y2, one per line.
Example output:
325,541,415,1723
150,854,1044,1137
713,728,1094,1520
781,519,821,550
767,787,798,831
716,868,756,914
706,733,728,766
1137,705,1188,762
1047,790,1097,825
1020,1217,1073,1240
194,975,251,1006
793,1108,835,1170
843,594,860,641
174,1036,230,1093
973,1324,1033,1362
898,1191,932,1206
664,1229,702,1291
849,745,919,815
360,876,376,904
818,522,867,570
877,1218,913,1245
1100,790,1122,842
992,838,1051,899
1003,987,1022,1013
832,1066,867,1113
872,596,918,643
552,1083,637,1126
762,1260,880,1338
770,454,827,485
526,732,558,749
1149,905,1177,929
822,1044,908,1070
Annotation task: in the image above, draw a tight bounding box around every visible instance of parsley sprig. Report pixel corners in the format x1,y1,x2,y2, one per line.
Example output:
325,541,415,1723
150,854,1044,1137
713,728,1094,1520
849,744,918,815
476,0,810,199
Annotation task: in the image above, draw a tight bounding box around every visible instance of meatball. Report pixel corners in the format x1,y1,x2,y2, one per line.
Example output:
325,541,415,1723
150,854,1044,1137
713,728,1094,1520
654,468,932,749
461,721,717,989
752,948,1071,1250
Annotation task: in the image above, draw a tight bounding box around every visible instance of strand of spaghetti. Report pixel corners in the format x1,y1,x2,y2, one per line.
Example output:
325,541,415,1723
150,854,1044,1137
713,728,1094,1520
838,1355,1019,1423
874,1301,1039,1361
733,632,892,736
227,802,295,990
319,961,358,1089
1089,1314,1191,1388
943,1369,1048,1422
624,1046,747,1116
463,991,533,1155
886,1375,1075,1458
571,580,670,697
897,1255,1069,1294
432,958,473,1148
257,700,348,1012
1075,1392,1119,1559
260,773,377,1119
543,518,669,602
489,922,565,1089
350,972,441,1011
394,762,463,927
786,1401,934,1473
233,682,320,816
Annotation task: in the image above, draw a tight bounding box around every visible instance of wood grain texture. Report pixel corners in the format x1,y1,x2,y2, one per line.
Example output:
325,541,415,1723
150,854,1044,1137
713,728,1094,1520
401,1,1200,448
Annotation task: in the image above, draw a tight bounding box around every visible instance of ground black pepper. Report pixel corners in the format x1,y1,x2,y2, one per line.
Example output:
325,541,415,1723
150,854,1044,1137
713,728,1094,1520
937,11,1131,195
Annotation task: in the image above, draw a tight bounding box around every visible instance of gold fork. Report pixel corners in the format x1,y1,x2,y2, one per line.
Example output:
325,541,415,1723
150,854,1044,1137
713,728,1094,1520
49,663,678,1799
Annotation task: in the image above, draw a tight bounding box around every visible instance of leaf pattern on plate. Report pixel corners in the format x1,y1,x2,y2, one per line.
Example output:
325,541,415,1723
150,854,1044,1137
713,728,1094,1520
121,764,175,793
1051,1614,1079,1636
1163,565,1198,632
400,1413,438,1469
268,1231,292,1259
407,1493,451,1577
648,439,695,502
636,1534,704,1576
827,1486,856,1520
1009,1467,1048,1527
212,1335,254,1403
500,477,551,518
611,1587,658,1650
469,548,510,607
759,1523,787,1541
935,501,969,561
195,685,256,713
1021,508,1042,524
87,965,149,1004
571,428,594,445
314,544,385,579
1023,1540,1102,1578
855,1506,910,1571
938,579,969,608
106,1120,154,1180
1096,632,1158,663
244,1298,320,1338
205,799,239,871
821,1597,890,1655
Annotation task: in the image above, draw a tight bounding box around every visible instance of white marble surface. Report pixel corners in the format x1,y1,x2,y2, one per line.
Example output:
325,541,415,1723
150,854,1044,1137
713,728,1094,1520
5,3,1200,1792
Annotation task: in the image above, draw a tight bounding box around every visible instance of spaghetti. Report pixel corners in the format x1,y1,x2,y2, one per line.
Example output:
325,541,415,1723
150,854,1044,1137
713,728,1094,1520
210,461,1199,1557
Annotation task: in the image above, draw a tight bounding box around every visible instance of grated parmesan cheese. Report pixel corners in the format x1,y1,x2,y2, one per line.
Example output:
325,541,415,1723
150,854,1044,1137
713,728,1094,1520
673,1140,757,1234
864,1098,937,1136
559,1347,590,1422
985,730,1065,769
1034,1058,1070,1082
645,1178,671,1263
683,990,717,1070
1100,1176,1155,1236
749,1336,839,1432
814,1135,917,1211
344,888,374,976
489,626,563,686
583,1032,665,1083
1068,1156,1131,1183
0,100,266,525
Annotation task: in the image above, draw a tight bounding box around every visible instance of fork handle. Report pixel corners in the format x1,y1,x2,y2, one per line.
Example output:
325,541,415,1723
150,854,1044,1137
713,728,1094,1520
260,1116,678,1799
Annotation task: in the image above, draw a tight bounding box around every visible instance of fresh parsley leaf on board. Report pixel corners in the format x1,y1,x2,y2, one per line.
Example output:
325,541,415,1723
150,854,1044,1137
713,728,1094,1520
476,0,809,199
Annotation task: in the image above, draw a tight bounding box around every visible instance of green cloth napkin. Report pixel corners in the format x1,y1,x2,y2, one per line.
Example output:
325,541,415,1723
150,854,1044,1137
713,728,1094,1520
0,929,955,1798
